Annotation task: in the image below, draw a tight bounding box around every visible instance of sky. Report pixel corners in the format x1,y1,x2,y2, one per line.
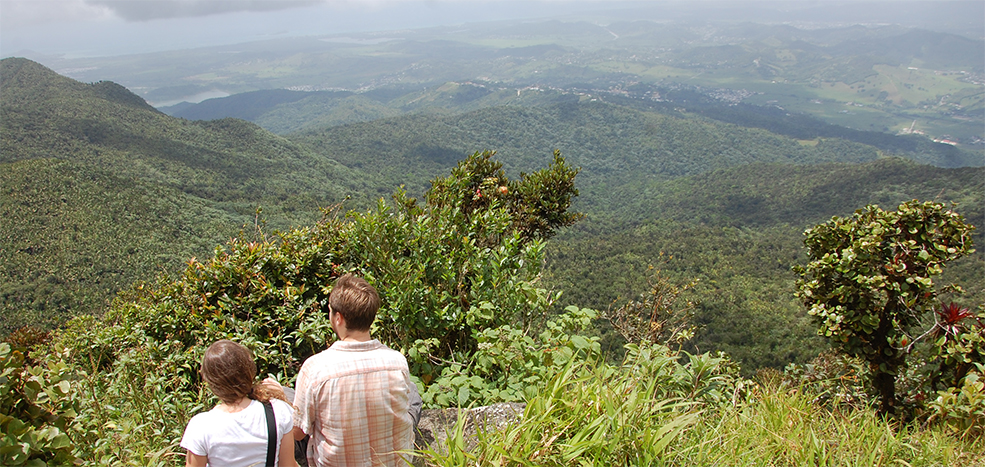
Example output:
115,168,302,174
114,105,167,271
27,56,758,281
1,0,980,59
0,0,645,58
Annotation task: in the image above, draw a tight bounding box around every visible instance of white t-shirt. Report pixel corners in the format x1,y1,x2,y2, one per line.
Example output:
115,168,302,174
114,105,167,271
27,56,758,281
180,398,295,467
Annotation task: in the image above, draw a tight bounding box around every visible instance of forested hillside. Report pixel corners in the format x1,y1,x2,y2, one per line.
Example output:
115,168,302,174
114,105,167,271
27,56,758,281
290,102,885,199
0,159,244,333
1,58,360,217
2,57,983,373
0,58,368,334
546,159,984,369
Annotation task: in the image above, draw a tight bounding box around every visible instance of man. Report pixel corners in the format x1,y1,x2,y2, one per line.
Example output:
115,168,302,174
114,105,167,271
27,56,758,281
292,274,421,467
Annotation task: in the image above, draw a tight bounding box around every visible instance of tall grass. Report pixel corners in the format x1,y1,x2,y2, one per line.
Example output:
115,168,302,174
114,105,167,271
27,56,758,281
421,356,985,467
420,357,699,466
670,385,984,466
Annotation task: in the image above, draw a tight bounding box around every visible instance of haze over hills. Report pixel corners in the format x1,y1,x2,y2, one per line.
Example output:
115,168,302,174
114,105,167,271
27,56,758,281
20,8,980,147
2,57,982,372
3,1,983,60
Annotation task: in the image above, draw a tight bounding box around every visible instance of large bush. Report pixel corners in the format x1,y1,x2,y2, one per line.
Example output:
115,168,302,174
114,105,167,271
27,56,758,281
795,200,975,415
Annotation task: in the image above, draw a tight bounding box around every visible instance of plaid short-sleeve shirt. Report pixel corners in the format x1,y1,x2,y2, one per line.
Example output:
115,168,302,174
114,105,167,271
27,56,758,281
294,340,415,467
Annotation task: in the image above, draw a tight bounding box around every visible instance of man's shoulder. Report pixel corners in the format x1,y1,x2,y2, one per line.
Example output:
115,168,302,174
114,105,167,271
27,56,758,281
300,340,408,379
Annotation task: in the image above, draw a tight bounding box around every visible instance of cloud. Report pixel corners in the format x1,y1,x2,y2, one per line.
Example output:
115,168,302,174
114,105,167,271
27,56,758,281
84,0,324,22
1,1,116,27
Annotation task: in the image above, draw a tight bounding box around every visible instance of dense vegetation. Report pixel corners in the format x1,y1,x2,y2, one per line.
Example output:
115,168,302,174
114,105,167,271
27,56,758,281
3,153,982,466
0,158,244,333
3,11,984,463
2,57,982,369
546,158,984,369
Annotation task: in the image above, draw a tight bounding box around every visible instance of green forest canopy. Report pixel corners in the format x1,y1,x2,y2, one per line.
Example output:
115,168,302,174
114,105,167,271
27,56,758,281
1,57,982,374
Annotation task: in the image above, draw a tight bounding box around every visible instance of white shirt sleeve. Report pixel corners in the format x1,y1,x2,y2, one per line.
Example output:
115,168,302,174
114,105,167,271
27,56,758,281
273,398,295,440
179,412,210,456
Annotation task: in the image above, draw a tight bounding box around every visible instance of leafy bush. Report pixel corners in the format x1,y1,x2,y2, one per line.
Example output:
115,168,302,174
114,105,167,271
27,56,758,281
923,303,985,392
58,149,582,381
796,200,976,415
928,367,985,439
67,337,205,466
423,305,601,407
43,151,584,463
0,343,79,466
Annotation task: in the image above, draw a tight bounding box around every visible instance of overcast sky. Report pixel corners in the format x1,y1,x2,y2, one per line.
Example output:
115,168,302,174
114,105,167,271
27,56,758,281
0,0,634,57
1,0,979,59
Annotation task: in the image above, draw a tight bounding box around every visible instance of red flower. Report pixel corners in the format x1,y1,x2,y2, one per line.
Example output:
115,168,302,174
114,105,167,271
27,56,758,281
936,302,971,337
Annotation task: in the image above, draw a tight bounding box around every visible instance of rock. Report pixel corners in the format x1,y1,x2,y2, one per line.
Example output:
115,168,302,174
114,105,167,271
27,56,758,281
412,402,526,465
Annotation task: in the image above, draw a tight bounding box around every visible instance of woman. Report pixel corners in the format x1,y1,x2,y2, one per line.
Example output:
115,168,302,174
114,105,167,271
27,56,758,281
181,340,297,467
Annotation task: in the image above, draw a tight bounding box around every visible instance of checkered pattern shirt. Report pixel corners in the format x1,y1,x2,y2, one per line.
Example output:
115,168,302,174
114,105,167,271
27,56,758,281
294,340,415,467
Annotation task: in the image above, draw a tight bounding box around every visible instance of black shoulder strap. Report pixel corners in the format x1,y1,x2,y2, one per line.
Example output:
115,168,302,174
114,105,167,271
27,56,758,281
262,400,277,467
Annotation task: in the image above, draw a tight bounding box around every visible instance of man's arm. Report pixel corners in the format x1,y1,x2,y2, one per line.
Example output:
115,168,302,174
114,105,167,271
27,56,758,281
292,363,315,442
408,382,423,427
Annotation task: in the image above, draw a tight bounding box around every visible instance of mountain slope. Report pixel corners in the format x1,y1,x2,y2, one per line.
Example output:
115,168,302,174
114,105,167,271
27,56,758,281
3,58,982,375
0,158,250,334
290,101,893,209
1,58,361,222
546,158,985,371
0,58,371,333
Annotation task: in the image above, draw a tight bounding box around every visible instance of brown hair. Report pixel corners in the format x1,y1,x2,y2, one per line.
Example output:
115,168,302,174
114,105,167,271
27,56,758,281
200,340,286,404
328,274,380,332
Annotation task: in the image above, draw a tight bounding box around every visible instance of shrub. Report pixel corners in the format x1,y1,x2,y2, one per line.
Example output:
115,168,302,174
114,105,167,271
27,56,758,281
423,305,601,407
928,367,985,439
0,342,79,466
45,151,584,463
796,200,975,415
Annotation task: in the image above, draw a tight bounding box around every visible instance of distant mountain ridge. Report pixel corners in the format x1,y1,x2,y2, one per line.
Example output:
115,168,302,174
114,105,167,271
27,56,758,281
170,80,982,169
161,89,347,121
1,57,360,211
46,18,981,148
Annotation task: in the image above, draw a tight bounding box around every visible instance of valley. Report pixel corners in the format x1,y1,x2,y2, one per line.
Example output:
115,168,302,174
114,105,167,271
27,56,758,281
2,54,982,371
